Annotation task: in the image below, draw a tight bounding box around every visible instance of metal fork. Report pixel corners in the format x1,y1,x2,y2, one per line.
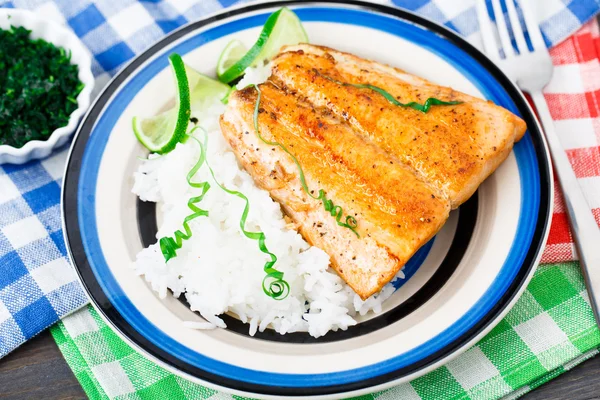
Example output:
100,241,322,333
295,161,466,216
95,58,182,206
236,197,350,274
477,0,600,325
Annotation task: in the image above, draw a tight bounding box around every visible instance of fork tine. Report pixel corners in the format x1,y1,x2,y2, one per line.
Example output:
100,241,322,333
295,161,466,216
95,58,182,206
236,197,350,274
491,0,515,57
505,0,528,53
477,0,500,60
516,0,546,50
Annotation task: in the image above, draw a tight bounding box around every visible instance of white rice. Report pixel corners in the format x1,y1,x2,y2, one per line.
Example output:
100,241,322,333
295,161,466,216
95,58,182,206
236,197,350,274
132,65,404,338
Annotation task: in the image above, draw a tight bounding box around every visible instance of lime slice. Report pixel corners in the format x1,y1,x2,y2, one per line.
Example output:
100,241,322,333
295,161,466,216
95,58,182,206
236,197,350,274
133,110,178,152
133,55,230,153
217,39,248,77
217,7,308,83
133,54,190,154
186,64,231,113
251,8,308,68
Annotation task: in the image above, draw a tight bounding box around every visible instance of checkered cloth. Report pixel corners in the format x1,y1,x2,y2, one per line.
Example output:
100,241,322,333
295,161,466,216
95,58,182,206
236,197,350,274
0,148,88,357
0,0,599,399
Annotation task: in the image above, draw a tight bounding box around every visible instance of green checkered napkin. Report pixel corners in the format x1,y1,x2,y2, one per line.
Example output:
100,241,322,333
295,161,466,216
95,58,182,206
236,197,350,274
50,262,600,400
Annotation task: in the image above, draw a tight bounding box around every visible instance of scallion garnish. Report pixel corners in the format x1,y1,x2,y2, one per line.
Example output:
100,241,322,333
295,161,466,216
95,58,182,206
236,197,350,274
159,141,211,262
315,70,462,112
157,129,289,300
250,84,359,237
191,129,289,300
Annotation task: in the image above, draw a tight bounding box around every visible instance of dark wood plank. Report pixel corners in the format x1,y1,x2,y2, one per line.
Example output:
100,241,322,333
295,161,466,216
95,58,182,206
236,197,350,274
0,331,86,400
0,326,598,399
522,355,600,400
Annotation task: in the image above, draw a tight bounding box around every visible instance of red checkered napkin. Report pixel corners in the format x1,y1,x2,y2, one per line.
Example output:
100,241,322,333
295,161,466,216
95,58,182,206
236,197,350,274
541,19,600,265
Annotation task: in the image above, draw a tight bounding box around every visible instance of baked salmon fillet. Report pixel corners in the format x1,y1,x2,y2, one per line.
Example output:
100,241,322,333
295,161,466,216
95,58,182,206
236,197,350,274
271,44,527,207
220,45,527,299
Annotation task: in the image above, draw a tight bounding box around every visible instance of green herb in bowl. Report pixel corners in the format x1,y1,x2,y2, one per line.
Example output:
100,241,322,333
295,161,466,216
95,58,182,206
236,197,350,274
0,25,84,148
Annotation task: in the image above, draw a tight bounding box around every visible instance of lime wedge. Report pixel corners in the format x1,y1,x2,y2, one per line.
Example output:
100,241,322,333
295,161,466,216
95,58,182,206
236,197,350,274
217,39,248,77
133,110,178,152
186,64,231,113
217,7,308,83
133,54,230,154
133,54,190,154
252,8,308,68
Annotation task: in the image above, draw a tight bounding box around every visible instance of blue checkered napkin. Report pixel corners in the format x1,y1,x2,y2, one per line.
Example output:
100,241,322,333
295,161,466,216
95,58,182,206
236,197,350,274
0,0,598,361
392,0,600,47
0,148,87,358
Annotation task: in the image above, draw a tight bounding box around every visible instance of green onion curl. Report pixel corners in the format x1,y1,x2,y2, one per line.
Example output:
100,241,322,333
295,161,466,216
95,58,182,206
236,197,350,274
159,138,211,262
314,70,462,112
192,127,289,300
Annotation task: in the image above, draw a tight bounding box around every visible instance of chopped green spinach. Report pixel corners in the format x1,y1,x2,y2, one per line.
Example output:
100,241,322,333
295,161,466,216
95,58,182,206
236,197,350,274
0,26,83,148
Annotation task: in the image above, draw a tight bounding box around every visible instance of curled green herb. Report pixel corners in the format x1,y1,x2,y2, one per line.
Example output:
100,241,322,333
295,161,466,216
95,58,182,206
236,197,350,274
0,26,83,147
191,128,289,300
250,84,359,237
159,140,211,262
315,70,462,112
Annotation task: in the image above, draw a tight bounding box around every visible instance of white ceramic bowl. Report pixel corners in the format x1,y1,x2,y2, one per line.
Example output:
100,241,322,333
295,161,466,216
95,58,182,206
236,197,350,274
0,8,94,165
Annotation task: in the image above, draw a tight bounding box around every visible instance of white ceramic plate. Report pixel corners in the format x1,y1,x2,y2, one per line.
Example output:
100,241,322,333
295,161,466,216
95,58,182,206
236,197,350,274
62,1,553,398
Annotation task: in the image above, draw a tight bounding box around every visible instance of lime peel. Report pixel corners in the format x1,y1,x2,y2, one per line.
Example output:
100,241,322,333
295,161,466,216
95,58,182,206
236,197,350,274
164,53,191,154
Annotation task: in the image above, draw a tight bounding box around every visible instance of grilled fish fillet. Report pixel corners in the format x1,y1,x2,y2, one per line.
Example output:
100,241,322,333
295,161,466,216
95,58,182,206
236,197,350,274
220,45,527,299
271,44,527,207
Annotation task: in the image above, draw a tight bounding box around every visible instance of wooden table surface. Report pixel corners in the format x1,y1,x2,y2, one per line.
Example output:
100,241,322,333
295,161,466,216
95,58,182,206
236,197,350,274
0,330,599,400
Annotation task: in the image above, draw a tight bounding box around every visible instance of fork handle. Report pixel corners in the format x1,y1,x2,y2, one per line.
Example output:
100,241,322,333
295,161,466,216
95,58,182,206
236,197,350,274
531,90,600,324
